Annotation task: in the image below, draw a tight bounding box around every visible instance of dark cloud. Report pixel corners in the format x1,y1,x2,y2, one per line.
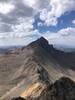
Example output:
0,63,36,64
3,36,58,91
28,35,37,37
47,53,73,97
0,0,34,32
0,0,9,2
10,0,34,17
0,22,13,32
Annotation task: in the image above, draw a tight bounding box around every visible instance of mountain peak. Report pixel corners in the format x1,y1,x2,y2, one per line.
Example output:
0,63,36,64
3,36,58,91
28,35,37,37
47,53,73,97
37,37,48,44
28,37,49,48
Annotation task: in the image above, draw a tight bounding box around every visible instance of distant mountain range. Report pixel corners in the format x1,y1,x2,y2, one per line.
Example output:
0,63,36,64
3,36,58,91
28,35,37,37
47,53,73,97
0,38,75,54
0,37,75,100
54,45,75,52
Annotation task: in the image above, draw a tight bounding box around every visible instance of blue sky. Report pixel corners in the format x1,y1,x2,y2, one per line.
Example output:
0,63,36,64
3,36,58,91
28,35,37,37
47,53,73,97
34,11,75,33
0,0,75,47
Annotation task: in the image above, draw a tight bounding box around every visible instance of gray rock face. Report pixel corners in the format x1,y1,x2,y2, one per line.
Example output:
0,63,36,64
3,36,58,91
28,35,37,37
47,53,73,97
50,77,75,100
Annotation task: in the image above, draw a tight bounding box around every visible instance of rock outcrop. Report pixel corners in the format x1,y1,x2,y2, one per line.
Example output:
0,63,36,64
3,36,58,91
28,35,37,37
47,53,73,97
34,77,75,100
11,96,25,100
12,77,75,100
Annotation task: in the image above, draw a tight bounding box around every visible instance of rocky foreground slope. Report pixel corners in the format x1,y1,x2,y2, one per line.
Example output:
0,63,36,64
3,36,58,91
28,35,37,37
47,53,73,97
12,77,75,100
0,37,75,100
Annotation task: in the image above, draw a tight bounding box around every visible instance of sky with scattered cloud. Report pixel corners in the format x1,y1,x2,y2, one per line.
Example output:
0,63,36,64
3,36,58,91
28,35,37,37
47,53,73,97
0,0,75,47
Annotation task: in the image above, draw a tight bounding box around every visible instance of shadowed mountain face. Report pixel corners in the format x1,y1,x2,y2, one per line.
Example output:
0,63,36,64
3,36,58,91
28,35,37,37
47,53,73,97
0,37,75,100
26,37,75,69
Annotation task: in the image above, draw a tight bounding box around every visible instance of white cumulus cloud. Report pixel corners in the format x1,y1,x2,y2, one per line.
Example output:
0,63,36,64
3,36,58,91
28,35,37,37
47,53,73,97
72,20,75,25
42,27,75,47
39,0,75,26
0,2,15,14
